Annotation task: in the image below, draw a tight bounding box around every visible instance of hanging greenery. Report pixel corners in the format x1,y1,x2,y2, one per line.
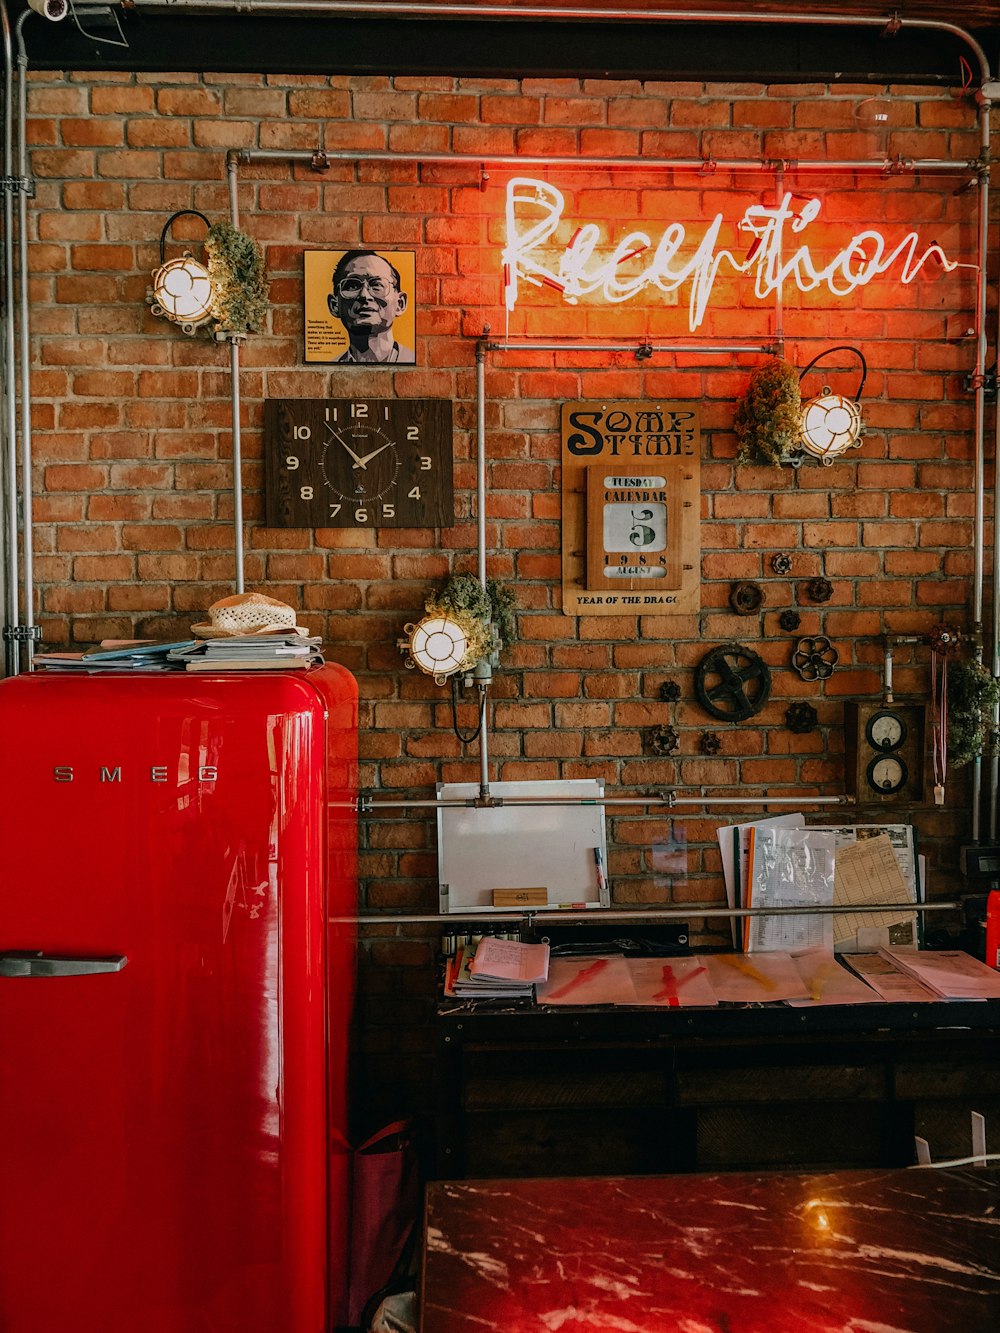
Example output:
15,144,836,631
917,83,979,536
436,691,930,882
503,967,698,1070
733,358,802,466
205,221,270,335
429,573,517,651
946,658,1000,767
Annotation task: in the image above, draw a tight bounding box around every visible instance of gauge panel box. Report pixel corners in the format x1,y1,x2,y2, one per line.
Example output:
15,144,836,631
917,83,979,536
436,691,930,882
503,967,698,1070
844,699,926,805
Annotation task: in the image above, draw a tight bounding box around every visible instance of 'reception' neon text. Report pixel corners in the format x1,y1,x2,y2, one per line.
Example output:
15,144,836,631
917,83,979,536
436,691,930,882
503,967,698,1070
502,178,970,332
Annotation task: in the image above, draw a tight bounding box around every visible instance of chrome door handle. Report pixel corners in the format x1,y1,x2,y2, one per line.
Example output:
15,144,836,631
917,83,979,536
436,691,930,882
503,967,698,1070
0,951,128,977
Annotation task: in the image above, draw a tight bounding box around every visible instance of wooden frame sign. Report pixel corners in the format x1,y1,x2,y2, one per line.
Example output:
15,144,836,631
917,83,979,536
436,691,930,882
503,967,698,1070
561,401,700,617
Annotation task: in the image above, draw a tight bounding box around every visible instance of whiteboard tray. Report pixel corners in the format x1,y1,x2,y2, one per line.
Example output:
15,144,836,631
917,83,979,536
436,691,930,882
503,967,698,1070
436,779,609,914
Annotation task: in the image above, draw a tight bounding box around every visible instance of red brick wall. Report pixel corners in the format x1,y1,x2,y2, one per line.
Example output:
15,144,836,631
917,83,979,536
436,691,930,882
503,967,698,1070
23,70,994,1122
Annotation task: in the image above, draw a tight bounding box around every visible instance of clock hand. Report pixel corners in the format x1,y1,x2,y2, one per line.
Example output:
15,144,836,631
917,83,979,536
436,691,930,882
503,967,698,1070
326,425,366,467
352,441,394,469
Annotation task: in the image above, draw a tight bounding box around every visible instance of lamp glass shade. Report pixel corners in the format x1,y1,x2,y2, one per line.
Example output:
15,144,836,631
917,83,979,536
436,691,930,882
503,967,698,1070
799,391,863,464
151,254,215,325
407,614,470,679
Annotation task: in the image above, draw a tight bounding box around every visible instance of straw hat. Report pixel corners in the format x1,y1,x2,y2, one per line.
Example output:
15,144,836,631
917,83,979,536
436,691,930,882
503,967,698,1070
191,593,309,639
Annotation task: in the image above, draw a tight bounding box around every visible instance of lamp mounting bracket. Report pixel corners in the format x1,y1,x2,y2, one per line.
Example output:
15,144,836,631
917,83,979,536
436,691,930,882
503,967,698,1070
965,369,997,399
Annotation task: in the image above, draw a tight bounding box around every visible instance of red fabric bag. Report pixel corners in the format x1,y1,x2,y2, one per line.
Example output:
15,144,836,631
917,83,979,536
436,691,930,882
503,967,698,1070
348,1120,420,1327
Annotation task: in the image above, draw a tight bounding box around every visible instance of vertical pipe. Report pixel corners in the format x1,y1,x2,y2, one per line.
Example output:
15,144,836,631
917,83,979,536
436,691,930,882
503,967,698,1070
991,106,1000,842
229,339,244,594
15,21,33,668
0,0,18,675
970,97,991,844
475,338,487,592
476,338,490,797
226,152,245,593
773,164,784,357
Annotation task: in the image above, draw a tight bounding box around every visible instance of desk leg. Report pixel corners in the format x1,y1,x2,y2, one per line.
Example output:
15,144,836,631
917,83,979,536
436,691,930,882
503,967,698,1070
434,1023,465,1178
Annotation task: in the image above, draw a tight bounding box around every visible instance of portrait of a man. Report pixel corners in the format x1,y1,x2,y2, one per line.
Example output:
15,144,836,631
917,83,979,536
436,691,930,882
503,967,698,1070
304,248,416,365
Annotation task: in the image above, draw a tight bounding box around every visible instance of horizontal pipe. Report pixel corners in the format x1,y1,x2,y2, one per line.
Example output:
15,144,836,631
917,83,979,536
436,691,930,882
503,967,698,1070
341,900,959,927
234,146,975,175
487,341,776,355
350,794,848,812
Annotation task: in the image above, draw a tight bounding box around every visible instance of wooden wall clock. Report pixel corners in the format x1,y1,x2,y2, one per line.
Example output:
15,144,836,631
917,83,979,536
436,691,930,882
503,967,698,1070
561,400,700,617
263,397,454,528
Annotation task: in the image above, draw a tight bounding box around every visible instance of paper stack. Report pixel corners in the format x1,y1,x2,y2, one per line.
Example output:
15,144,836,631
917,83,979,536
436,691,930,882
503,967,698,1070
444,937,549,1000
877,947,1000,1000
167,635,324,672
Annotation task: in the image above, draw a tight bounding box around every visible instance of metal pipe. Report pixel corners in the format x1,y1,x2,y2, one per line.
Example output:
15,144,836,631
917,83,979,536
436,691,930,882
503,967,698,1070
0,0,17,676
14,14,32,668
234,145,973,176
354,793,847,812
475,336,490,796
487,341,775,355
993,151,1000,841
340,900,959,927
881,634,924,705
226,151,245,593
969,99,992,842
773,164,785,356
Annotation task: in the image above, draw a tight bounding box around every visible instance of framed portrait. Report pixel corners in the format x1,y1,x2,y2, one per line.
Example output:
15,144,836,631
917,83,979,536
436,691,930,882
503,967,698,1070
303,249,417,365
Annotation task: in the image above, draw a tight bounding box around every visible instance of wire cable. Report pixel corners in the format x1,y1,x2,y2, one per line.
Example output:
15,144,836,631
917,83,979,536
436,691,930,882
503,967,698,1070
451,676,486,745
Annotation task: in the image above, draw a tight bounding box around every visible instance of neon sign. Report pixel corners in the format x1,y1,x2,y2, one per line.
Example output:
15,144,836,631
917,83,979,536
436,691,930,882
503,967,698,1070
502,178,969,332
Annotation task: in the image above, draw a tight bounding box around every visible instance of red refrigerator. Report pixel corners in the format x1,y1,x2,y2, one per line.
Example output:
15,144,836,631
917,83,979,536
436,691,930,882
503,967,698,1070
0,664,358,1333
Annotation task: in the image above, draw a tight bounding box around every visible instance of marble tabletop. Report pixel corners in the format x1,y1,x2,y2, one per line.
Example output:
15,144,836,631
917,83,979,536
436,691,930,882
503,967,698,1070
421,1166,1000,1332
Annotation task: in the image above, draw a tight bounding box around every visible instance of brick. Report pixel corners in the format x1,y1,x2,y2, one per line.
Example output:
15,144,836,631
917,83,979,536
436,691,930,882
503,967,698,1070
91,87,155,114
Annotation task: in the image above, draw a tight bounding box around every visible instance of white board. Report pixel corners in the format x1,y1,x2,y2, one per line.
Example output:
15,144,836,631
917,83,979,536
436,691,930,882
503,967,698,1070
436,779,609,913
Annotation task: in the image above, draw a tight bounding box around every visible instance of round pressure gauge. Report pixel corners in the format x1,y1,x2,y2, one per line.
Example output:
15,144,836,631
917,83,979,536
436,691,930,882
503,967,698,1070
866,753,908,795
865,709,907,752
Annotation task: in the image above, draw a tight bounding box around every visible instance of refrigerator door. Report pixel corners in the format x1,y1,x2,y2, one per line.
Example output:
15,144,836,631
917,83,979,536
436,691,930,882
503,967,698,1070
0,665,356,1333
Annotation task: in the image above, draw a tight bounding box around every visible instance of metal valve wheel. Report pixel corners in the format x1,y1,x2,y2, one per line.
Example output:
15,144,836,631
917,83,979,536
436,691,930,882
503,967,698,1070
785,702,818,734
694,643,772,722
791,635,839,681
805,576,834,604
729,580,765,615
646,724,680,755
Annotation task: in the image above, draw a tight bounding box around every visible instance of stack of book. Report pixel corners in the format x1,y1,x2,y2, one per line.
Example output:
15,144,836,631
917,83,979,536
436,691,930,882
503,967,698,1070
167,635,324,672
444,936,550,1000
34,640,196,671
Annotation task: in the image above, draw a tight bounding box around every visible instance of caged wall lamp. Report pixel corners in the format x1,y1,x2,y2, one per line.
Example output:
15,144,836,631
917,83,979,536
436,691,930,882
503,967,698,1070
400,612,479,684
399,574,507,689
148,210,216,335
798,345,867,465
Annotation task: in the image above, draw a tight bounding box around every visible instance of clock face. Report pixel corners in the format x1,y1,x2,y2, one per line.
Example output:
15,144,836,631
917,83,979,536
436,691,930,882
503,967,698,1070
867,753,908,794
323,422,400,503
866,710,907,751
263,397,453,528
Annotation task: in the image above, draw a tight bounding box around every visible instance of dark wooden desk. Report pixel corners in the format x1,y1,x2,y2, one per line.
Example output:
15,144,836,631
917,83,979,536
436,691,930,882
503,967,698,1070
422,1167,1000,1332
435,1001,1000,1177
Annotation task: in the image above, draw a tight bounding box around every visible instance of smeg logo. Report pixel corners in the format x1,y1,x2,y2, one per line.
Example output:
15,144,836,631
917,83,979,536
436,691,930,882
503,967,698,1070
53,765,219,783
